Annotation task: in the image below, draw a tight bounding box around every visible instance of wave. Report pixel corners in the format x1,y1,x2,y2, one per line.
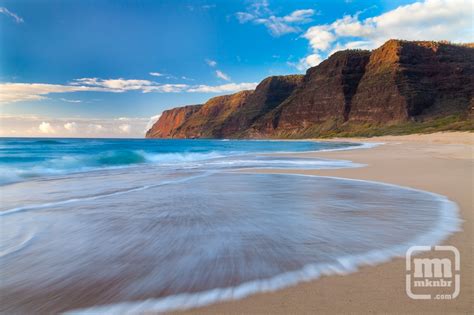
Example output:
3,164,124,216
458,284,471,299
31,139,68,145
141,151,226,163
65,175,461,315
94,150,147,166
197,157,363,170
0,226,37,258
0,140,376,186
1,139,68,145
0,151,225,185
0,172,214,217
62,150,225,168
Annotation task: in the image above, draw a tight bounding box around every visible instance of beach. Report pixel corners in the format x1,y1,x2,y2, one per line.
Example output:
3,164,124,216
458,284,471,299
177,132,473,314
3,0,473,313
0,133,472,314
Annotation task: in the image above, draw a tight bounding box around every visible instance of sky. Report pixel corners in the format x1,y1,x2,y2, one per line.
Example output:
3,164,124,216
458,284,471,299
0,0,472,137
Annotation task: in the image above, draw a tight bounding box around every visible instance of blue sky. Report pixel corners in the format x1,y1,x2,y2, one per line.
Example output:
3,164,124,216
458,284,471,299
0,0,472,137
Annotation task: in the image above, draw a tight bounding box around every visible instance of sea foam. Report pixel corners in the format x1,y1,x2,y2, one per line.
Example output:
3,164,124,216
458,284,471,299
63,174,461,315
0,171,461,314
62,175,462,314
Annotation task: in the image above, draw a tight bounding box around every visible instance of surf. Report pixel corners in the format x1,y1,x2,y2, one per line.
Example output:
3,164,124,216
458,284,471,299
0,169,461,314
0,138,364,185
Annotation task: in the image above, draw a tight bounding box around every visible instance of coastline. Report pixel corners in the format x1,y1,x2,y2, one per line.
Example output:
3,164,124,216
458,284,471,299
2,132,472,313
176,132,473,314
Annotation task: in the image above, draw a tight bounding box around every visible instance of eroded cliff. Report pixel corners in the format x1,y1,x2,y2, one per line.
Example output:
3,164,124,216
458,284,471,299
146,40,473,139
145,104,202,138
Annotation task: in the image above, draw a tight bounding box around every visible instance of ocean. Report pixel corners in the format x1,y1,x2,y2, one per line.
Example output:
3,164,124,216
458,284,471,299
0,138,461,313
0,138,362,185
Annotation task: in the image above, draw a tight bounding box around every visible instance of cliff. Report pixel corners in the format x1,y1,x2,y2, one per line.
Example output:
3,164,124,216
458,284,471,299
218,75,303,137
249,50,371,137
147,40,474,139
147,75,303,138
168,90,253,138
348,40,474,124
145,104,202,138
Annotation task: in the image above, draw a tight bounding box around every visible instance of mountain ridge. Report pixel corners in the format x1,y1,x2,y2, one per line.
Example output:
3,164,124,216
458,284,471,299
146,40,474,139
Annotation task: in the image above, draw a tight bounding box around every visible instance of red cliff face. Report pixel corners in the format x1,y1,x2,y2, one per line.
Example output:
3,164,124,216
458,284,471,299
219,75,303,137
349,40,474,124
146,40,473,139
251,50,371,137
147,75,303,138
170,90,253,138
145,104,202,138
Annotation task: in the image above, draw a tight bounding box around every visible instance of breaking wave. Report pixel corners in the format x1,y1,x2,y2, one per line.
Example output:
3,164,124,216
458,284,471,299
0,138,370,185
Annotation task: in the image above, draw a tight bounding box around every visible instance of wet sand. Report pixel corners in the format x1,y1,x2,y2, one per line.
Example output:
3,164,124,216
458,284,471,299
178,132,473,314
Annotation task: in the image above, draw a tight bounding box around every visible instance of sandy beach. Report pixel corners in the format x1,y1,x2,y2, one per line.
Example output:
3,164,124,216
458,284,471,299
1,133,472,314
178,132,473,314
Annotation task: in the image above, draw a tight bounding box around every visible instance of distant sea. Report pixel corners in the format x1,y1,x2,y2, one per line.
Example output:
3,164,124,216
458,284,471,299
0,138,365,185
0,138,460,314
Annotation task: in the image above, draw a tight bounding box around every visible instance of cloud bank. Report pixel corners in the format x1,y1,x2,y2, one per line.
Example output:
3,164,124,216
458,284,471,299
0,78,259,104
0,115,156,138
296,0,473,70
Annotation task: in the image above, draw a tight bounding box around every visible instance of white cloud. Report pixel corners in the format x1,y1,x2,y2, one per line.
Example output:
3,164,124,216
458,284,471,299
215,70,231,81
188,82,258,93
87,124,105,134
296,0,473,70
118,124,131,133
0,78,260,104
206,59,217,67
38,122,55,134
72,78,155,91
282,9,315,23
149,72,164,77
150,72,190,80
0,115,154,138
0,83,101,103
236,1,316,36
303,25,336,51
206,60,232,82
254,17,300,37
60,98,82,103
0,7,24,23
142,84,188,93
236,12,255,23
64,122,78,132
290,53,324,71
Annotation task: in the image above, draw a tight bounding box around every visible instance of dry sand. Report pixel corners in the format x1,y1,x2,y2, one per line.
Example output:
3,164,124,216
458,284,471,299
178,132,473,314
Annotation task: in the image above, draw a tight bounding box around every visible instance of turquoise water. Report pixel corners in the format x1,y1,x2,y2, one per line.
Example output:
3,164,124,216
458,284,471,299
0,138,359,184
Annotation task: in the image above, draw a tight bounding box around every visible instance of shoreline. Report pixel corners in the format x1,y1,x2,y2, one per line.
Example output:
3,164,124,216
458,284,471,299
2,132,472,313
176,132,473,314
